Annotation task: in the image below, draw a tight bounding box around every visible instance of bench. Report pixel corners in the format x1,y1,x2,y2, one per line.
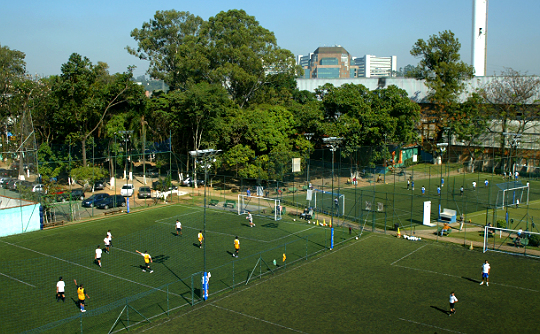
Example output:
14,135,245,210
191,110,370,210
439,208,457,223
209,199,219,206
104,209,122,216
437,227,452,236
288,187,298,193
513,237,529,247
302,185,309,191
224,200,236,209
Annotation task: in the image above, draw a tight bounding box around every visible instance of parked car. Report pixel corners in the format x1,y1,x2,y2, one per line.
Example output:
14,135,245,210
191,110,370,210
95,195,126,209
138,186,152,199
0,177,12,187
120,184,135,197
93,180,106,190
32,184,44,193
82,193,110,207
152,179,178,191
56,188,85,202
182,176,204,187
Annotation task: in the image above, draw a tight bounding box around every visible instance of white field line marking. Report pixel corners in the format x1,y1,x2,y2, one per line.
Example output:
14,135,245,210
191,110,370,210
138,234,376,333
210,304,309,333
156,219,319,243
392,264,540,293
0,239,186,298
390,243,429,266
0,271,36,287
398,318,466,334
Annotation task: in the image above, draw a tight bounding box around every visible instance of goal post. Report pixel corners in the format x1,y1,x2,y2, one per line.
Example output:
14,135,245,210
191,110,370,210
495,181,529,208
483,225,539,258
238,194,282,221
312,189,345,216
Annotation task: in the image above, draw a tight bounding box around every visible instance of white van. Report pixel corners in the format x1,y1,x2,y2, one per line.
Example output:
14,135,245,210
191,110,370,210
120,184,134,197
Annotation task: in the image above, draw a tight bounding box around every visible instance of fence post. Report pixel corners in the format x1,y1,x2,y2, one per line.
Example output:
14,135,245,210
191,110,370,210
305,235,308,260
191,274,194,306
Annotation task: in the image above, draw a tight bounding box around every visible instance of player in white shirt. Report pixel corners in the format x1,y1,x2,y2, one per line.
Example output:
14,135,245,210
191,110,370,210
472,181,477,190
107,230,113,247
104,235,110,254
448,292,458,315
480,260,490,286
246,211,254,227
56,277,65,302
175,219,182,236
95,245,102,268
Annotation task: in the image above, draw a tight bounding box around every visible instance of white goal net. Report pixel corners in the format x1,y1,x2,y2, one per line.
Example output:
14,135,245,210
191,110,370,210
483,225,539,258
495,181,529,208
238,194,282,221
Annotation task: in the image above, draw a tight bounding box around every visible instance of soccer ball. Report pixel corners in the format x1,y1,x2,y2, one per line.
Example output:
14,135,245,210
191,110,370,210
355,236,359,240
293,219,296,221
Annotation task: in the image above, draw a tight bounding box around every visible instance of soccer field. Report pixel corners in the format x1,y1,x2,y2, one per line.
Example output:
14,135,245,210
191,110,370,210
0,204,350,333
138,234,540,334
277,173,540,232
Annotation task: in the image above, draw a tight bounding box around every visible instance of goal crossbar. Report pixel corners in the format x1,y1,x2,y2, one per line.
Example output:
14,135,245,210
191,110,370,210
238,194,281,221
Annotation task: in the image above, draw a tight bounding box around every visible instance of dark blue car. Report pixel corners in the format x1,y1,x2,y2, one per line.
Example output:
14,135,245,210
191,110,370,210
82,193,110,207
95,195,126,210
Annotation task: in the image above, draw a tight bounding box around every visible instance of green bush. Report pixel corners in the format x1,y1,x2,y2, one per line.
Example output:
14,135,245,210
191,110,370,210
496,219,506,229
528,234,540,247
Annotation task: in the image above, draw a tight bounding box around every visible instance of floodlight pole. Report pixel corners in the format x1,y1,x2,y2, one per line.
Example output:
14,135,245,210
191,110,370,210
189,149,221,301
323,137,342,250
304,133,314,184
436,143,448,222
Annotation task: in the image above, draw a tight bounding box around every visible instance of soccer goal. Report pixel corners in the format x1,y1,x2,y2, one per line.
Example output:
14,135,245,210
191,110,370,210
310,189,345,216
483,225,539,258
495,181,529,208
238,194,282,221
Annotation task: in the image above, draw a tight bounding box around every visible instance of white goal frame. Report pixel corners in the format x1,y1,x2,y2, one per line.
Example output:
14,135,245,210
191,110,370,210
312,190,345,216
238,194,282,221
483,225,539,258
496,184,529,208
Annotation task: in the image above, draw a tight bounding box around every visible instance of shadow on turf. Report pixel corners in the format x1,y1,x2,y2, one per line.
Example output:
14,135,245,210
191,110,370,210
261,223,279,228
462,276,480,284
430,305,450,315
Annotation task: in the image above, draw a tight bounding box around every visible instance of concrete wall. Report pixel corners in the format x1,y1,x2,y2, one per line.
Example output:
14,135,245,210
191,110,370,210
0,199,41,237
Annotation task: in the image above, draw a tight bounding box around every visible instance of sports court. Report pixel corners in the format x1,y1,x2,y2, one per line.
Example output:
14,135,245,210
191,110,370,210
138,235,540,333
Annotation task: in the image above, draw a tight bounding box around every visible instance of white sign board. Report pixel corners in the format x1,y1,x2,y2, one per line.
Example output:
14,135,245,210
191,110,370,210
423,201,435,226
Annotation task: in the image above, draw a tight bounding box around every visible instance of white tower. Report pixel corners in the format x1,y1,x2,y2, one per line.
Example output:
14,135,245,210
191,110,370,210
472,0,488,76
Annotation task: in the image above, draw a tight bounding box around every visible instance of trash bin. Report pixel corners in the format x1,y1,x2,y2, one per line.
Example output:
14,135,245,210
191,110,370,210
394,223,399,231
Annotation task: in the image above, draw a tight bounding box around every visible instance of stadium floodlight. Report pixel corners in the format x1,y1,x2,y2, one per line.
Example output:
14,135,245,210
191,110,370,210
323,137,343,250
189,148,221,301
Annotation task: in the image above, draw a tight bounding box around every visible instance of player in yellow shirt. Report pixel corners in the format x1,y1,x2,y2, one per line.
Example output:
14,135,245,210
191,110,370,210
73,279,89,312
136,250,153,273
233,236,240,258
198,231,204,248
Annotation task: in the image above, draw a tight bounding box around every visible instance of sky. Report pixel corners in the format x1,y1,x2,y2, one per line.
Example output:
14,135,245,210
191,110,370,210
1,0,539,78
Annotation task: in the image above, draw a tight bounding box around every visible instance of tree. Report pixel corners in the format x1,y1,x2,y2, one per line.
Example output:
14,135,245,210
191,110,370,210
410,30,475,143
450,93,489,172
203,10,299,108
479,68,540,170
54,53,145,167
127,10,207,91
0,44,26,114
